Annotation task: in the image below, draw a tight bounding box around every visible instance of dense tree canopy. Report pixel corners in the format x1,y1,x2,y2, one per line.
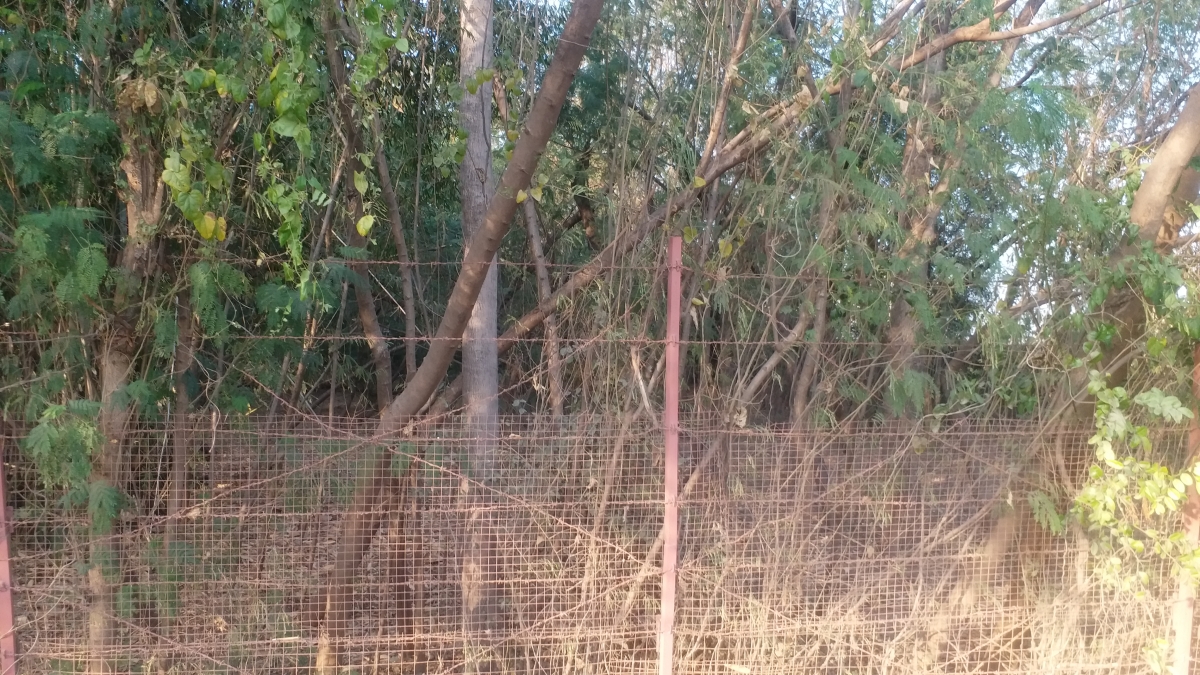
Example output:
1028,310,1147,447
3,0,1200,669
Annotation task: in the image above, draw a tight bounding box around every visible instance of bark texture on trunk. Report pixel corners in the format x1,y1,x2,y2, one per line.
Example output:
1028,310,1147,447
458,0,500,667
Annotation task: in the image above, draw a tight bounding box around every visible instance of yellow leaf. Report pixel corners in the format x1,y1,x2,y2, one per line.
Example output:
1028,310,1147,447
197,212,216,240
142,82,159,111
356,215,375,237
718,238,733,258
516,190,527,204
354,171,368,196
691,297,705,306
215,216,227,242
692,175,707,188
530,185,543,202
682,225,699,244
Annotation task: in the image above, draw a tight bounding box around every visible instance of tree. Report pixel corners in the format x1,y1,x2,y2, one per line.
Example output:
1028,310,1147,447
3,0,1200,670
457,0,502,666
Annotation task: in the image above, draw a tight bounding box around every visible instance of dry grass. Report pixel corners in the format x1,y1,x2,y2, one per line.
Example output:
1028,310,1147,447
6,416,1181,674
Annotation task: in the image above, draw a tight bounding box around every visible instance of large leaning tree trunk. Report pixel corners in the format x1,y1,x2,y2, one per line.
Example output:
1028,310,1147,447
1049,85,1200,505
90,78,166,675
457,0,502,668
316,0,605,669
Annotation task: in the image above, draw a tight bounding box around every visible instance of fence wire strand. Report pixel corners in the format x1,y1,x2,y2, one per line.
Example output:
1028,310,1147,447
4,416,1184,674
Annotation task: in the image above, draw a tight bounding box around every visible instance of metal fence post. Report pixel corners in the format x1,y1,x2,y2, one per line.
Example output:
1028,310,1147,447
659,235,682,675
0,432,17,675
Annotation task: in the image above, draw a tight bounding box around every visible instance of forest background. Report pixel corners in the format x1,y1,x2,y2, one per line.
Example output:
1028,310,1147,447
4,0,1200,670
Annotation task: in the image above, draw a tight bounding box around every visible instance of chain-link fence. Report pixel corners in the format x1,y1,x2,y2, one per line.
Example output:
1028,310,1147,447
4,415,1183,674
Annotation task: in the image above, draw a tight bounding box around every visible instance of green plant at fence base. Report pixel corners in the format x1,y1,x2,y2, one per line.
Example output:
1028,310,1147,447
1073,369,1197,595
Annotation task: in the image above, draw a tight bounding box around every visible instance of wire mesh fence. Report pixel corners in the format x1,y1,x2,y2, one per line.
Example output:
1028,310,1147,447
4,415,1185,674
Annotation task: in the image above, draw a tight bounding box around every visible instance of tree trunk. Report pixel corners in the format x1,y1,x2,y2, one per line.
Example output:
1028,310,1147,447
523,201,565,416
157,292,194,666
322,8,394,413
1055,84,1200,435
89,335,135,675
319,0,605,666
790,284,828,425
168,295,194,543
371,113,420,382
315,13,398,671
89,94,165,674
458,0,500,666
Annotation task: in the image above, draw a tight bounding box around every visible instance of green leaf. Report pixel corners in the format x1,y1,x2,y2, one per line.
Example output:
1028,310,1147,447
284,15,301,40
204,161,226,189
228,78,249,103
197,212,217,240
271,115,305,138
395,37,410,52
1147,336,1167,357
183,69,207,90
1028,491,1064,535
88,481,123,534
682,225,699,244
175,190,204,222
354,171,368,196
266,2,286,27
217,74,244,99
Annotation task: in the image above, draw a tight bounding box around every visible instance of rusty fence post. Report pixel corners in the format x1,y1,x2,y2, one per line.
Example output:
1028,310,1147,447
658,235,682,675
0,432,16,674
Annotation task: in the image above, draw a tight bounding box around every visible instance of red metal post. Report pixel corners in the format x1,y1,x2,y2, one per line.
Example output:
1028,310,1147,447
658,236,682,675
0,434,16,675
